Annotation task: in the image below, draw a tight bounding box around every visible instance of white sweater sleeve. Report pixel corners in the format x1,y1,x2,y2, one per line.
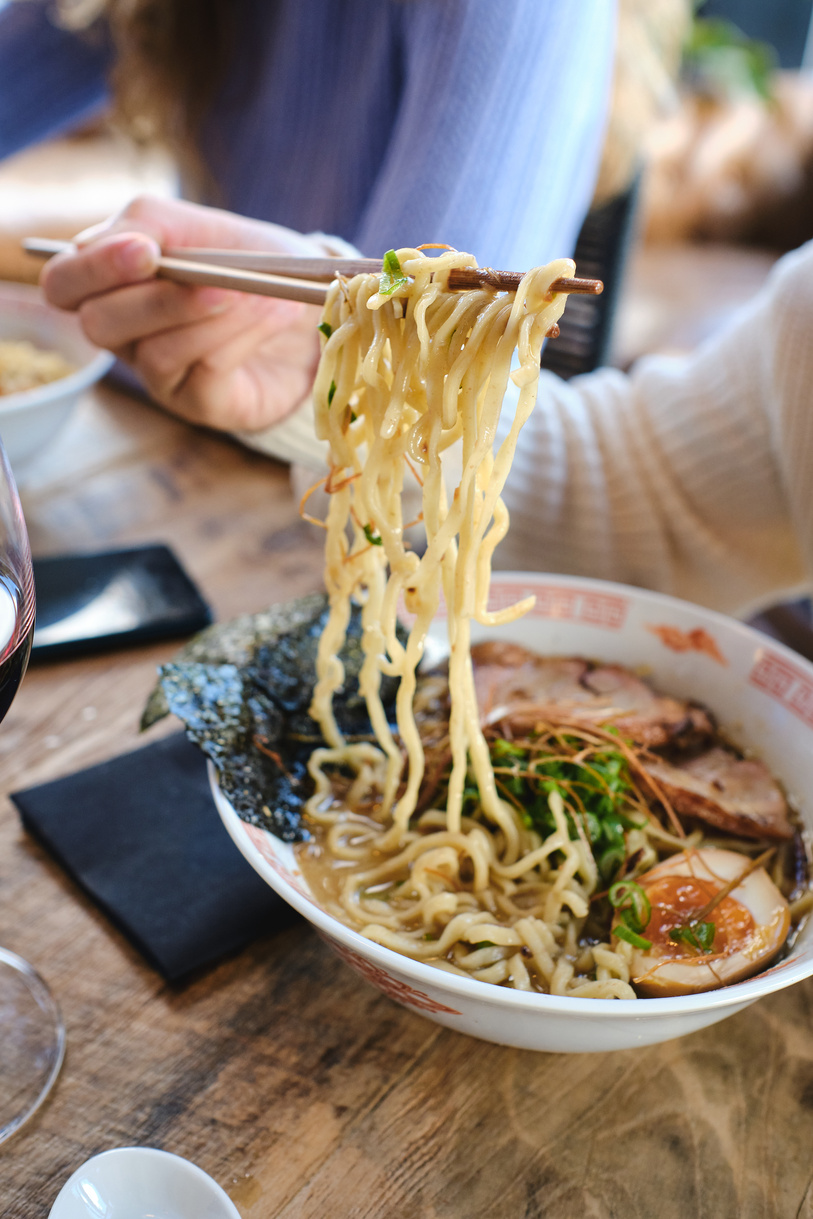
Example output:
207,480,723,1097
241,239,813,619
494,241,813,617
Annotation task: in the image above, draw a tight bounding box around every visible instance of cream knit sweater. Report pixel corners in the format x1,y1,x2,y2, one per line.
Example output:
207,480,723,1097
248,241,813,620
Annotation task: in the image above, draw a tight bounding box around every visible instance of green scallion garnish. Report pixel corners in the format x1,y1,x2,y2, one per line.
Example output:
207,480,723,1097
608,881,652,935
612,924,652,951
669,921,716,953
379,249,408,297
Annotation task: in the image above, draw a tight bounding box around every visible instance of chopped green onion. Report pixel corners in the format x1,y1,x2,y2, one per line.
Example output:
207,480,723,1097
598,845,626,886
363,523,382,546
471,941,496,951
614,811,646,832
491,739,528,762
318,321,333,339
486,736,642,879
583,812,602,845
608,881,652,934
379,249,409,297
327,380,337,406
669,922,716,953
612,924,652,951
461,784,480,813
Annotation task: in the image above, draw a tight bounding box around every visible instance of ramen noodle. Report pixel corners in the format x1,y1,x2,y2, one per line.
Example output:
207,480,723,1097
297,248,800,999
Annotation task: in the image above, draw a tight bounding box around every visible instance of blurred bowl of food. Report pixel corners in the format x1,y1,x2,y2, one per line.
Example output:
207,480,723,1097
205,573,813,1053
0,281,113,469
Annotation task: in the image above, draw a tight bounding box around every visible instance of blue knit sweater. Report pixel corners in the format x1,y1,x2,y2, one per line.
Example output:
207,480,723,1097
0,0,614,267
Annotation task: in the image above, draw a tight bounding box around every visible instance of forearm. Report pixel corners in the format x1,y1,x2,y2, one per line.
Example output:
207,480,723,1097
42,196,361,439
495,244,813,616
255,243,813,618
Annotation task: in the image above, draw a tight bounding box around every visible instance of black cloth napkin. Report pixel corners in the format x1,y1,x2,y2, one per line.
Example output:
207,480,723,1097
11,733,297,982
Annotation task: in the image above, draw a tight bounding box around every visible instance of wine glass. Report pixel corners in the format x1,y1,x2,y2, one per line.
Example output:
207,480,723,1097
0,435,65,1143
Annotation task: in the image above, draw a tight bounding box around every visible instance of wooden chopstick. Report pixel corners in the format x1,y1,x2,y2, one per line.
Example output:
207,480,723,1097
168,250,383,281
169,248,604,295
23,238,330,306
23,237,602,302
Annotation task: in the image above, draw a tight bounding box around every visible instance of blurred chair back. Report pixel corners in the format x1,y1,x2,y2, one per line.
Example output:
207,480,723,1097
540,178,640,381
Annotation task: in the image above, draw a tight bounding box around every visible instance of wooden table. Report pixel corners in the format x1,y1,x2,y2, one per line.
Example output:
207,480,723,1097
3,382,813,1219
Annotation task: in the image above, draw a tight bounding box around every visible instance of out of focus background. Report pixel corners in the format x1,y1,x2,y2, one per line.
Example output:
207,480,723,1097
3,0,813,372
550,0,813,375
614,0,813,368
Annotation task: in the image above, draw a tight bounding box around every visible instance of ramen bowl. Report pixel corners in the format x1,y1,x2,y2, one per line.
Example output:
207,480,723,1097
0,281,113,470
211,572,813,1053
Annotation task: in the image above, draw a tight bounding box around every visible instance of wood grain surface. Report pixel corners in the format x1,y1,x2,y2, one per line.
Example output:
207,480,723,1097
2,384,813,1218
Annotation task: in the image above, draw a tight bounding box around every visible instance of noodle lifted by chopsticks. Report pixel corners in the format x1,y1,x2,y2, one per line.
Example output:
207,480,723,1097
302,247,636,997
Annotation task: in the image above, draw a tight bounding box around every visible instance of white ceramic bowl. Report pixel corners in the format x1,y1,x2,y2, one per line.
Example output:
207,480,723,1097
0,281,113,469
211,572,813,1053
48,1147,241,1219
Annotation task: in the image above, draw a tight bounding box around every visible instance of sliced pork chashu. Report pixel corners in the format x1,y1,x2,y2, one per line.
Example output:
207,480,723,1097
642,747,793,841
470,641,713,749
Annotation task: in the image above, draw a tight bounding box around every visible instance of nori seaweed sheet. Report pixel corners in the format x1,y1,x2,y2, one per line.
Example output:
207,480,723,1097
145,595,404,841
141,591,328,730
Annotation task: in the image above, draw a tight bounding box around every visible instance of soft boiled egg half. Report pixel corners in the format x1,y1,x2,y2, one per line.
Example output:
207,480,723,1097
616,847,790,998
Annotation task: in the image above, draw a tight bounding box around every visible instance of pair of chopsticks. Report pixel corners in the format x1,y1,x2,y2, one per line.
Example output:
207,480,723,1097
23,237,603,307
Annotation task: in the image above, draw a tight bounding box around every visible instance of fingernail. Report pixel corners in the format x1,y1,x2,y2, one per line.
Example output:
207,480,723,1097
198,287,234,313
115,238,156,277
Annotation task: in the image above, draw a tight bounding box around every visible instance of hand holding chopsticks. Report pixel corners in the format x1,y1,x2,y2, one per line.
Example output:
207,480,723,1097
24,237,603,306
26,219,334,433
22,193,602,436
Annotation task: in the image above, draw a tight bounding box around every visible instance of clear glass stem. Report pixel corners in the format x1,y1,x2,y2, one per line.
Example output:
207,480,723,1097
0,947,65,1144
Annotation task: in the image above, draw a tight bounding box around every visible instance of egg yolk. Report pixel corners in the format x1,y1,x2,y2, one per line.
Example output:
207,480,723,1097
642,876,755,958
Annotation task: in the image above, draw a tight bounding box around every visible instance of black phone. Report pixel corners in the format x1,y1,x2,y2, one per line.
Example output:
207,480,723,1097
30,545,213,661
